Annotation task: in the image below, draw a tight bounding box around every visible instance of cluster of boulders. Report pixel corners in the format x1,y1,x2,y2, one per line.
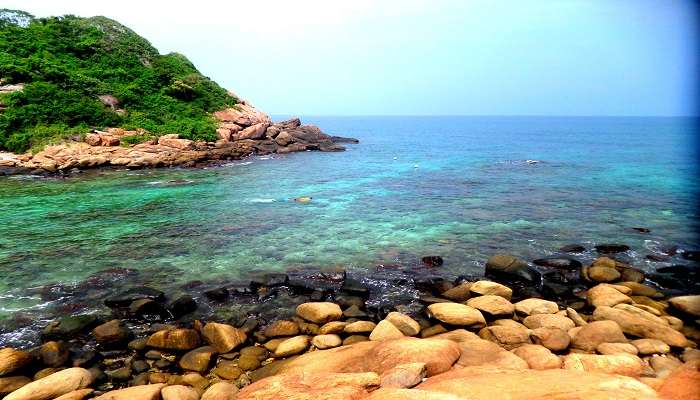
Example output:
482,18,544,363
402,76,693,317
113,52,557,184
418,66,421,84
1,253,699,399
0,100,357,174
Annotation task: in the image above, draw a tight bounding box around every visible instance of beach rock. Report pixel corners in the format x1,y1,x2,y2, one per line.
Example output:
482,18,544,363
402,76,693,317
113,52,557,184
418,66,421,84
343,335,369,345
467,295,514,317
559,244,586,253
631,339,670,355
161,385,199,400
212,361,243,380
586,266,621,282
371,338,460,376
319,321,348,334
51,389,94,400
380,362,427,388
596,342,638,355
94,383,165,400
4,368,93,400
274,335,310,357
595,244,630,254
168,295,197,319
657,359,700,399
0,376,31,395
669,295,700,317
39,341,68,367
421,256,443,267
618,265,645,283
92,320,130,347
179,346,216,373
523,314,575,331
511,344,561,369
342,305,367,318
0,348,33,376
441,283,472,301
237,372,378,400
566,307,587,326
415,367,657,399
571,320,627,352
370,320,405,341
587,284,632,307
312,334,342,349
296,302,342,324
561,353,645,376
427,303,486,327
344,321,376,334
593,306,689,347
485,255,529,279
478,325,530,350
201,322,246,353
533,256,582,270
469,281,513,300
147,328,201,351
514,298,559,316
42,315,98,340
384,312,421,336
435,331,528,369
104,287,165,308
263,320,300,337
201,382,238,400
530,327,570,351
237,123,268,140
650,356,682,378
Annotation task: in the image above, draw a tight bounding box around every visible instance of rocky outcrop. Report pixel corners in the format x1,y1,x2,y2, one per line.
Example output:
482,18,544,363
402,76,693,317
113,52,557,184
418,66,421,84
0,100,357,175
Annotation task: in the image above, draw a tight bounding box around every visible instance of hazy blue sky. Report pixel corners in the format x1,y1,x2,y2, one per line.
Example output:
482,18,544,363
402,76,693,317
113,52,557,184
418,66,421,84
7,0,698,116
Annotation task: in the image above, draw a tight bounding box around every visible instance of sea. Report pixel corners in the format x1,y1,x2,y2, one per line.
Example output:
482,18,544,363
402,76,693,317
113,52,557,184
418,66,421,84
0,116,698,344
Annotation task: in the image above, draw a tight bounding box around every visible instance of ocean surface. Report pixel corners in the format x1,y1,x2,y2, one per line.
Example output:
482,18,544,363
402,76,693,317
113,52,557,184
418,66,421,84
1,116,699,340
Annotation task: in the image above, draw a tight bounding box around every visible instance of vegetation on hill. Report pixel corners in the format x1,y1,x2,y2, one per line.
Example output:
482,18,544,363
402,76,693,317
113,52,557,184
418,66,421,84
0,9,236,153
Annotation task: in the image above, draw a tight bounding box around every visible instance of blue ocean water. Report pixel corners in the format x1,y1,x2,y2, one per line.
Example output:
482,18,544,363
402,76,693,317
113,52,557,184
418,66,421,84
0,116,698,325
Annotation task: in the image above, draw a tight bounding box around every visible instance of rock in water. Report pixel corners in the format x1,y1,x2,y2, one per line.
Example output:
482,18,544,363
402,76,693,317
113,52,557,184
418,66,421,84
421,256,443,267
533,256,582,270
201,322,247,353
384,312,421,336
0,348,33,376
146,328,201,350
669,295,700,317
594,244,630,254
427,303,486,328
4,368,93,400
296,302,343,324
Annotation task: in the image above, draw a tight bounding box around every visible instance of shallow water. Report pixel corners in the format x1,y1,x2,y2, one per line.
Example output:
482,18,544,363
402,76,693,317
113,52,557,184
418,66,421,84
0,116,698,333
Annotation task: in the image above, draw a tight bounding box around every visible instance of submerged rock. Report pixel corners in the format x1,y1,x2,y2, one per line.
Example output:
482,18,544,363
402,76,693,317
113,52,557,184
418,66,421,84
594,244,631,254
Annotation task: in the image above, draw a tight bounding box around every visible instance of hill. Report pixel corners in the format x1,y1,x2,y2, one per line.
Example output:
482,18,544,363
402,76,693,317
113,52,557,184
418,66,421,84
0,9,237,153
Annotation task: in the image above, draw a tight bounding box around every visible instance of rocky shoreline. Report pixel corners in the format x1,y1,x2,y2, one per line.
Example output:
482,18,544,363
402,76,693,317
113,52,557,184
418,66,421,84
1,245,699,399
0,100,358,176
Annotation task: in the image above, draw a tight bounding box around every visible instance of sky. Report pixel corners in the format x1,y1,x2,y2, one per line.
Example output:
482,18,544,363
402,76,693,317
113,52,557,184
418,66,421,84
5,0,699,116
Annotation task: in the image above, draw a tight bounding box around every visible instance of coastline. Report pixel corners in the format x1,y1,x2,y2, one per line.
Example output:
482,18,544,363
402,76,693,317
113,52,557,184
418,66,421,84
0,245,698,399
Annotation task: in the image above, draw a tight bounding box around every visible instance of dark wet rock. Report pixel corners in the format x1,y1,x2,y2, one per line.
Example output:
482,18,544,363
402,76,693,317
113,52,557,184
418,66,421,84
617,265,645,283
132,359,149,373
682,250,700,261
632,227,651,233
660,245,679,256
39,340,69,367
105,366,132,381
204,287,229,302
70,349,97,367
169,295,197,319
42,314,99,340
239,318,259,335
182,280,204,289
93,319,131,347
129,299,171,321
533,256,582,270
128,338,148,351
485,254,535,282
250,273,288,288
594,244,630,254
559,244,586,253
415,277,453,295
341,277,369,297
421,256,444,267
646,254,670,262
154,358,172,369
104,286,165,308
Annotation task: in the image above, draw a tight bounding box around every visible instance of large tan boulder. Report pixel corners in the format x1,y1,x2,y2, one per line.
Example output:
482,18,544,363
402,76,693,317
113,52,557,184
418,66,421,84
657,360,700,400
523,314,575,331
179,346,217,373
201,323,246,353
52,389,94,400
514,298,559,316
161,385,199,400
632,339,670,355
369,320,404,341
0,348,33,376
415,367,658,399
94,383,165,400
201,381,238,400
296,302,343,324
263,320,299,337
237,372,379,400
434,331,528,369
587,284,632,307
312,334,342,349
478,325,530,350
380,362,427,389
466,295,514,317
593,306,688,347
669,295,700,317
213,104,271,126
529,327,570,351
571,320,627,352
385,312,421,336
344,321,376,334
158,137,194,150
147,328,201,350
469,281,512,300
427,303,486,327
369,338,460,377
0,376,31,395
596,342,638,355
237,123,269,140
561,353,645,376
4,368,93,400
441,283,472,302
511,344,561,370
274,336,310,357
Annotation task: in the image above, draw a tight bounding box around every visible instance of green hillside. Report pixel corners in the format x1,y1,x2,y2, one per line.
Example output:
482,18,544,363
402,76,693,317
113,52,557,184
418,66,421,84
0,9,237,153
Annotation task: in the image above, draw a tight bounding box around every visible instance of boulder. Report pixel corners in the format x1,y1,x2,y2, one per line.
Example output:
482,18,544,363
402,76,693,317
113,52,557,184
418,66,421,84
92,320,130,347
84,134,101,146
4,368,93,400
42,315,98,340
344,321,377,334
523,314,575,331
201,322,246,353
669,295,700,317
530,327,570,351
427,303,486,327
657,360,700,399
158,137,194,150
201,381,238,400
0,376,31,395
511,344,561,369
435,331,528,369
364,388,465,400
593,306,688,347
596,342,638,355
52,389,94,400
370,338,460,376
0,348,33,376
94,383,165,400
441,283,472,301
532,256,582,270
380,362,427,389
561,353,645,376
161,385,199,400
296,302,343,324
631,339,670,355
274,131,294,146
238,123,269,140
384,312,421,336
263,320,300,337
595,244,630,254
560,244,586,253
370,320,405,341
38,341,68,367
237,372,378,400
179,346,217,373
571,320,627,352
565,307,587,326
616,282,659,297
485,254,529,280
649,356,683,378
274,336,310,357
586,266,621,282
587,284,632,308
147,328,201,350
467,295,514,317
469,281,513,300
319,321,348,335
478,325,530,350
312,334,342,349
514,298,559,316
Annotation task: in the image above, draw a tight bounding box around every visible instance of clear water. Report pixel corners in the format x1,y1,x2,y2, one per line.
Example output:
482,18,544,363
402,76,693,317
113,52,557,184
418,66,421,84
1,116,698,328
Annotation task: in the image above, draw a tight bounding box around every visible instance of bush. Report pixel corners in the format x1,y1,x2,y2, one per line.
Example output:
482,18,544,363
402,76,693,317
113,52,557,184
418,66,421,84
0,10,236,152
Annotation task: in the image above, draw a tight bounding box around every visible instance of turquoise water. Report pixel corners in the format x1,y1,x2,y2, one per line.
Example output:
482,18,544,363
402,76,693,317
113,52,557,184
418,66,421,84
0,116,698,326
